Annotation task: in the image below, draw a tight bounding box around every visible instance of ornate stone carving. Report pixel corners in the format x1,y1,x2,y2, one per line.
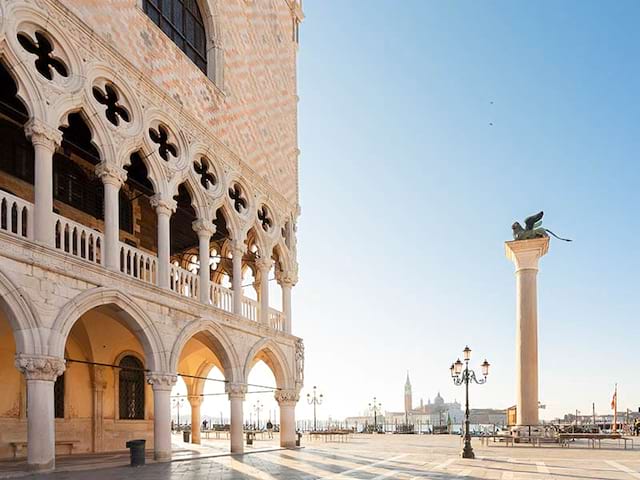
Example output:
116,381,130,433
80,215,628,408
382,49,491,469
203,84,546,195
187,395,203,407
24,119,62,150
15,354,65,381
146,372,177,390
255,256,273,273
192,219,216,237
92,365,107,391
96,162,127,187
150,195,177,215
295,338,304,386
225,382,247,399
274,389,300,405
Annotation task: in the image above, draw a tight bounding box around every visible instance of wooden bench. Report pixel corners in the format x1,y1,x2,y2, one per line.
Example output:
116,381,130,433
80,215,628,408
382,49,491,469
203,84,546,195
479,434,514,447
10,440,80,459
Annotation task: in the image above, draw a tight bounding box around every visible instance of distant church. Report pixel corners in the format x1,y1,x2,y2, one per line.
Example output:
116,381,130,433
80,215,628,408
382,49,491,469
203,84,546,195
385,372,464,426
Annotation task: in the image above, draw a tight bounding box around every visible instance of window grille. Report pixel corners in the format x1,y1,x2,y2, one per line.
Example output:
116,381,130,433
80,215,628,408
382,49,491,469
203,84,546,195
118,356,145,420
54,372,64,418
143,0,207,74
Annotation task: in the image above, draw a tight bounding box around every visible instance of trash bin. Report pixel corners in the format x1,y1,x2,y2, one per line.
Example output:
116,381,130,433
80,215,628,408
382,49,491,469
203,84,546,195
183,430,191,442
125,439,146,467
296,432,302,447
246,432,253,445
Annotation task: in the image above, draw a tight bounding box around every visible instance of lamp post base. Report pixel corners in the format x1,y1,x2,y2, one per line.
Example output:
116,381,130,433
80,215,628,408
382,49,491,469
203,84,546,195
461,440,475,459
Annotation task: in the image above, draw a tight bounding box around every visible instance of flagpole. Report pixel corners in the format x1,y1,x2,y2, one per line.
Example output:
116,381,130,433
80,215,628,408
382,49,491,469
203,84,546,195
613,383,617,433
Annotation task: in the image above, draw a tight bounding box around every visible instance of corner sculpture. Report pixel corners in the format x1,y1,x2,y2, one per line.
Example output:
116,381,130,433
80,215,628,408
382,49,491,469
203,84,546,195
512,211,572,242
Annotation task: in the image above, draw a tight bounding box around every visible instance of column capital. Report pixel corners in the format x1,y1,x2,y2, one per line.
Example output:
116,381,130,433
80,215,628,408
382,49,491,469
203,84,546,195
274,389,300,406
225,382,247,400
92,365,108,391
231,239,246,256
24,119,62,150
146,372,177,391
187,395,204,407
505,237,550,272
15,354,65,381
150,195,177,216
277,268,298,287
96,162,127,187
192,219,216,237
255,256,273,273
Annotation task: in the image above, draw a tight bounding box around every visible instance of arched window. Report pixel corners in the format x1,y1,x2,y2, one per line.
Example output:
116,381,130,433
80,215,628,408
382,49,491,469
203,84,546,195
118,355,145,420
143,0,207,74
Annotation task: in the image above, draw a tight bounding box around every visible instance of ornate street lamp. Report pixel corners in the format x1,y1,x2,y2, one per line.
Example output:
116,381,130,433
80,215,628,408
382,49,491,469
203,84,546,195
172,397,185,428
253,400,263,430
450,346,490,459
307,386,323,432
368,397,383,433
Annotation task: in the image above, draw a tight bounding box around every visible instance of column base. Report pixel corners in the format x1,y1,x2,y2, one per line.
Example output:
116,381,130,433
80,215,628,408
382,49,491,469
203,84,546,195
511,425,544,440
28,460,55,473
230,445,244,455
154,451,172,462
280,440,297,449
461,442,475,459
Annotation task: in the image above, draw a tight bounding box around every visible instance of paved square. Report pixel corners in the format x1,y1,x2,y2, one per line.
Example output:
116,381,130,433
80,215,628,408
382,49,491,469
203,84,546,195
13,434,640,479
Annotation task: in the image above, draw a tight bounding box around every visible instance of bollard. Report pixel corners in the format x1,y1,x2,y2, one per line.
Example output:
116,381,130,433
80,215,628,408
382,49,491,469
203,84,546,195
125,439,146,467
246,432,253,445
296,432,302,447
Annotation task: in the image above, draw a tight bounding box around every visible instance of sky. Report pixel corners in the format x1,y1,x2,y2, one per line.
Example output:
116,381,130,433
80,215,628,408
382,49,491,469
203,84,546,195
290,0,640,422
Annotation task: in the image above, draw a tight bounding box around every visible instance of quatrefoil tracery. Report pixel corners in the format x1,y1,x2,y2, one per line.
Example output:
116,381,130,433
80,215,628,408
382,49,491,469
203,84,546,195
17,31,69,81
257,205,273,232
228,184,247,214
149,125,178,161
92,84,130,126
193,157,217,190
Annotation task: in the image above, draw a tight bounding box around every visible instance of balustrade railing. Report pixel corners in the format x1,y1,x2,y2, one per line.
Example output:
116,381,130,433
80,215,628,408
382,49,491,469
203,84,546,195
269,309,285,332
0,190,32,239
120,243,157,284
241,297,258,322
54,215,102,264
170,264,199,299
211,284,233,313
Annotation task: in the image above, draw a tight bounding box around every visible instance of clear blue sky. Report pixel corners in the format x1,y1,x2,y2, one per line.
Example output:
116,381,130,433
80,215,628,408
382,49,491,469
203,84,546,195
293,0,640,421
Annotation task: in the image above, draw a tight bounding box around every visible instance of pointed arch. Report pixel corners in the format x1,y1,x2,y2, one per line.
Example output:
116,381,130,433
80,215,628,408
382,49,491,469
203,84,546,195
169,318,241,382
49,287,165,372
0,268,43,355
53,105,114,164
243,338,294,389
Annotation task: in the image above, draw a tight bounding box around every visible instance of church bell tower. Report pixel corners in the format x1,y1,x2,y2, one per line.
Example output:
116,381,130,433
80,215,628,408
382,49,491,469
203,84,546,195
404,371,412,413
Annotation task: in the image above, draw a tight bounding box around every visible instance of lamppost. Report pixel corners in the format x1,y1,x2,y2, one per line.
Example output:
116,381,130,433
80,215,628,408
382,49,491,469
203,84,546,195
253,400,263,430
172,397,185,428
450,346,490,459
369,397,383,433
307,386,324,432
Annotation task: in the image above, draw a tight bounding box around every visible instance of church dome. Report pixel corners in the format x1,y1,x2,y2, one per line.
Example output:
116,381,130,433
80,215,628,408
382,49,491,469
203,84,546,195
434,392,444,405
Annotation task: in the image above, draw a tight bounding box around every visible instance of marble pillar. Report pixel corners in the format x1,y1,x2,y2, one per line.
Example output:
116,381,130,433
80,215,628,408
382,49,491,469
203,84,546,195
275,389,299,448
96,163,127,271
505,237,549,427
226,383,246,454
147,373,177,461
256,258,273,325
15,354,65,472
188,395,203,444
192,220,215,305
231,241,244,316
150,197,176,289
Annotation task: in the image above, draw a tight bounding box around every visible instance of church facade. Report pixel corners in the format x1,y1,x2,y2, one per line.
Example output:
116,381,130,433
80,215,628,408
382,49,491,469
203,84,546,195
0,0,303,472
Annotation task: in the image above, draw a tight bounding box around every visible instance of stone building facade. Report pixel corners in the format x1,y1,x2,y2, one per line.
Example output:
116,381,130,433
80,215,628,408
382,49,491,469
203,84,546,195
0,0,303,472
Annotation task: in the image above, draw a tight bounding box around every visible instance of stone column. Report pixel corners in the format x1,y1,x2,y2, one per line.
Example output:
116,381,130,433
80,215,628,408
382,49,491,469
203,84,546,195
226,383,246,454
15,354,65,472
92,366,107,453
256,257,273,325
192,220,215,305
188,395,203,444
278,271,297,334
231,241,244,316
24,120,62,246
275,389,299,448
150,196,176,289
505,237,549,428
96,163,127,272
147,372,177,461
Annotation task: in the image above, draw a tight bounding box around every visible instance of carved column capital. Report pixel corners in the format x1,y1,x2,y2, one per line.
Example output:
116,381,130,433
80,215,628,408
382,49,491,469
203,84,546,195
15,354,65,381
146,372,177,391
92,366,108,391
274,389,300,406
231,240,246,256
24,119,62,151
192,219,216,237
255,257,273,273
96,162,127,187
187,395,204,407
225,382,247,400
277,268,298,287
150,195,177,216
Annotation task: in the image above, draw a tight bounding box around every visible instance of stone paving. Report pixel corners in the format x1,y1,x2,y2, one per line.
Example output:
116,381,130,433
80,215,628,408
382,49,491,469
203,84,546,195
9,434,640,479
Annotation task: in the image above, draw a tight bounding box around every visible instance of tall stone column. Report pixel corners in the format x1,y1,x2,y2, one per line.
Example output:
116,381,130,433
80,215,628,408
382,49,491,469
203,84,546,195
150,196,176,289
275,389,299,448
192,220,215,304
188,395,203,444
96,163,127,271
92,366,107,453
278,270,297,334
15,354,65,472
226,383,246,454
24,120,62,246
256,257,273,325
505,237,549,427
147,372,177,461
231,241,244,315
